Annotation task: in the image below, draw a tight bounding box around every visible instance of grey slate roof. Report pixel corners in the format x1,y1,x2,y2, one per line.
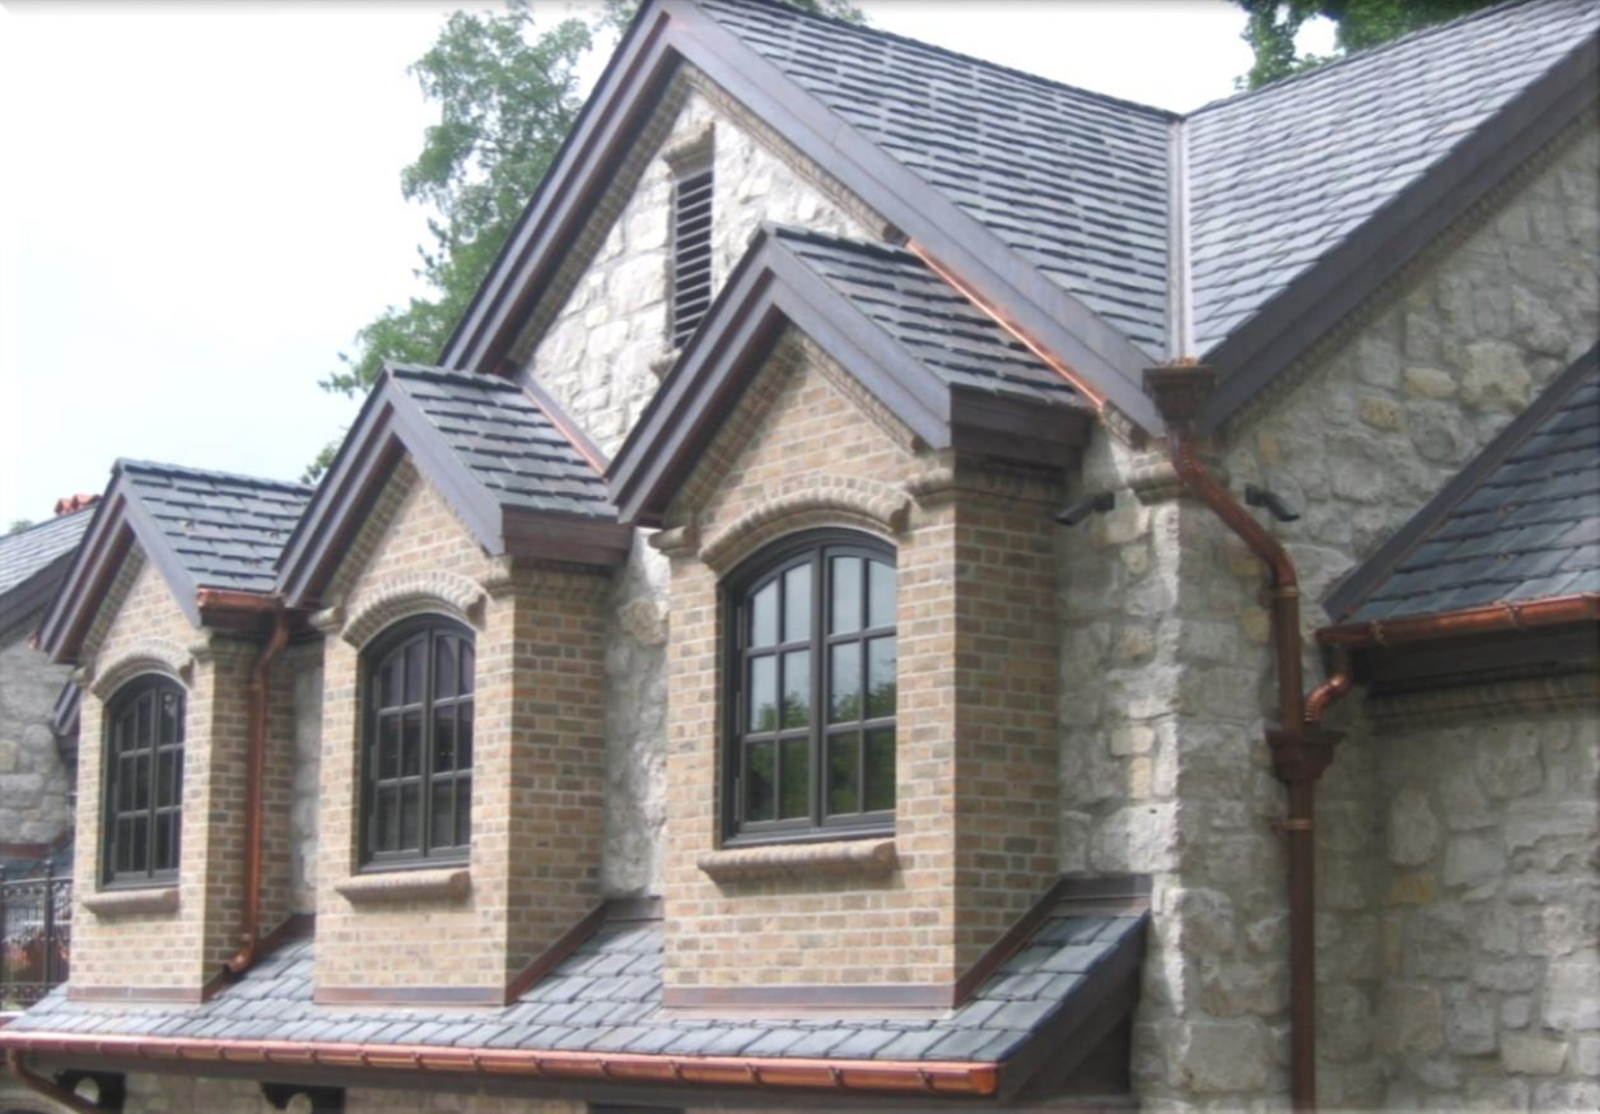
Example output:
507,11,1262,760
694,0,1597,364
699,0,1175,359
773,227,1082,407
1326,349,1600,624
1185,0,1600,353
8,903,1145,1068
0,507,94,599
119,461,312,594
388,364,615,520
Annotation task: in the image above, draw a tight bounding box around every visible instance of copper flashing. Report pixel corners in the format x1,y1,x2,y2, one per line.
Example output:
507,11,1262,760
0,1033,999,1098
1317,593,1600,649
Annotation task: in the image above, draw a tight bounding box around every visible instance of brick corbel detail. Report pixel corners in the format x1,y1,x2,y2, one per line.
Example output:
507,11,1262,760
697,478,911,573
88,638,196,698
339,571,488,648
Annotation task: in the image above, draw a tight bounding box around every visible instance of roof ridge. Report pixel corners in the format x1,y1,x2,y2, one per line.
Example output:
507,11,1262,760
0,505,97,546
388,361,521,391
694,0,1179,122
117,458,313,494
1186,0,1576,118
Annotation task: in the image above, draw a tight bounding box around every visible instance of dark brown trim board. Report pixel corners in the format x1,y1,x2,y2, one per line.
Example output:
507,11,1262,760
440,0,1161,434
1199,34,1600,434
605,227,1092,527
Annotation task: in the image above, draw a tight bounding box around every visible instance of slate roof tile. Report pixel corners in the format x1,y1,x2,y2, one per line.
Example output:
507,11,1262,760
0,507,96,602
1329,355,1600,623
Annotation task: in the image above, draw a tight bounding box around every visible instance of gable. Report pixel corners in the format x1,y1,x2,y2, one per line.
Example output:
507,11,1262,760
83,548,197,673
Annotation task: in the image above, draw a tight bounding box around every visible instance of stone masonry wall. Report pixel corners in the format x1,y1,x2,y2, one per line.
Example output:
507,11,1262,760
0,620,74,847
660,332,1061,991
314,459,608,993
1058,116,1598,1112
524,71,875,457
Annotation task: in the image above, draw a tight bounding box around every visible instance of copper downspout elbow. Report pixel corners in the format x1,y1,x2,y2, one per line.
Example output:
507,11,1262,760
1305,648,1353,726
6,1049,104,1114
224,602,289,976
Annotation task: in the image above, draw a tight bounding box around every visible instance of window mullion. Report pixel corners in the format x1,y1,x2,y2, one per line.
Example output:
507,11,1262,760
811,548,826,826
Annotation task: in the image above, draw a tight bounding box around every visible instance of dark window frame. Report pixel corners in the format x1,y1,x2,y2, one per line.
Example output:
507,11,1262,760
100,674,185,889
722,529,897,846
668,163,714,349
359,615,475,871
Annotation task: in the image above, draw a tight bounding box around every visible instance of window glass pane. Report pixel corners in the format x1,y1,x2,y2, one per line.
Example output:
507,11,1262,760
157,751,179,807
116,819,133,874
133,754,150,810
457,703,473,770
748,655,777,732
118,755,137,811
830,556,862,634
829,642,861,723
746,742,775,822
827,732,861,816
169,811,182,867
749,581,778,648
781,650,810,729
864,727,895,813
434,710,457,773
459,642,475,695
404,640,425,704
130,815,149,874
456,778,472,849
155,812,175,872
378,716,401,780
159,689,181,743
780,737,809,820
783,563,811,643
379,656,400,708
867,636,897,720
401,712,423,777
430,779,454,851
436,637,458,700
868,560,896,630
399,783,422,851
135,693,153,748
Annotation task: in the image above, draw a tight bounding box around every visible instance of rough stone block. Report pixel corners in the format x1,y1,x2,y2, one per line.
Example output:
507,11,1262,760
1499,1033,1568,1075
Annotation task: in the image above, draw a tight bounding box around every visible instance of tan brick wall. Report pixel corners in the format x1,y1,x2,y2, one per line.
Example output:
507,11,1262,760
70,552,270,993
314,460,608,992
662,332,1061,991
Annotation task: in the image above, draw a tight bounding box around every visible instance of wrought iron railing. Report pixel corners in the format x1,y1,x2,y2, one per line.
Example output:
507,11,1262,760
0,863,71,1008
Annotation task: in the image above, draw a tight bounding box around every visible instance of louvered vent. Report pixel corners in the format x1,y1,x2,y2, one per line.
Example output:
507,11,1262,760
670,168,714,349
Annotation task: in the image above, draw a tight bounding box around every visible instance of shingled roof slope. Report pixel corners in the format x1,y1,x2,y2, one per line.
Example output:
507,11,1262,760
1186,0,1599,355
696,0,1175,359
389,364,616,520
0,507,95,599
6,900,1145,1075
773,227,1081,407
120,461,312,594
1325,347,1600,625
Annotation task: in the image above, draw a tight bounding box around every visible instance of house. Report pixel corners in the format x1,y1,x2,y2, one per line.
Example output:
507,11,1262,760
1,0,1596,1111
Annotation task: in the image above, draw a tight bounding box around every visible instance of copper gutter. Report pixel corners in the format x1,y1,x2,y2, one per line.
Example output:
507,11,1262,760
1317,593,1600,648
0,1032,998,1097
6,1049,103,1114
1145,365,1349,1114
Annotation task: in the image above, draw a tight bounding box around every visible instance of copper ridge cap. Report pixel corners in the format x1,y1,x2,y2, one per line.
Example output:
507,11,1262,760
0,1032,1000,1096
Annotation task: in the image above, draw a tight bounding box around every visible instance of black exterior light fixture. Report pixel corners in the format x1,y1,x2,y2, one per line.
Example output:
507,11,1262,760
1244,484,1301,522
1055,490,1115,527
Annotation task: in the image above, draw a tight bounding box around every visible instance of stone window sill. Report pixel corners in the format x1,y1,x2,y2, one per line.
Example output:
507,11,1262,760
698,838,897,882
83,887,179,917
336,867,471,905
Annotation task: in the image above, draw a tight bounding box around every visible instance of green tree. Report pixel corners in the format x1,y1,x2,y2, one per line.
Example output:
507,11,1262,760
1237,0,1495,89
7,518,35,535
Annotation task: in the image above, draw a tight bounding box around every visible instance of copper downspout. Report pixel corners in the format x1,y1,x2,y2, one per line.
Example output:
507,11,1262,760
1145,365,1349,1114
6,1049,103,1114
0,1033,999,1097
193,591,290,977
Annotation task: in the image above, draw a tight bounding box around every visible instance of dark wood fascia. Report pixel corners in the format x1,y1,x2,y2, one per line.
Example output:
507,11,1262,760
995,912,1148,1104
1353,623,1600,695
1321,345,1599,622
1199,32,1600,435
442,6,680,371
948,388,1093,473
660,1,1160,434
501,509,632,568
35,489,136,662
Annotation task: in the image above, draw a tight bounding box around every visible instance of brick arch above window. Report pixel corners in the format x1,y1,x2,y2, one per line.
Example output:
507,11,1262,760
697,476,911,575
338,570,488,650
89,638,195,700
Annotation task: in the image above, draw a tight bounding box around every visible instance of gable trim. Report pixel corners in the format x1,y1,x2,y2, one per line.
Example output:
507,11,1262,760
441,0,1162,435
1199,32,1600,434
1322,340,1600,623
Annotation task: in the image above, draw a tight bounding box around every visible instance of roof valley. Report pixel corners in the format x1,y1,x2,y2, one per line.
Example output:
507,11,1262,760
1165,115,1195,363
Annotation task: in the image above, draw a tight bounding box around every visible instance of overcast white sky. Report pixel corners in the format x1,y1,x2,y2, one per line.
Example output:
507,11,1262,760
0,1,1330,526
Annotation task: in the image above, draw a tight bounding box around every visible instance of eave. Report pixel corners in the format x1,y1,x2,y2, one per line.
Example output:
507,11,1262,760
605,227,1094,528
439,0,1161,435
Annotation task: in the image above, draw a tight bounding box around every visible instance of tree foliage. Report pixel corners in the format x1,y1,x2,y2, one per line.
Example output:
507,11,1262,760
1237,0,1495,89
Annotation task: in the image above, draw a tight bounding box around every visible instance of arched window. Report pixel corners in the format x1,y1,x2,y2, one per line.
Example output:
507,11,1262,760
102,675,184,886
724,531,896,843
361,616,474,868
